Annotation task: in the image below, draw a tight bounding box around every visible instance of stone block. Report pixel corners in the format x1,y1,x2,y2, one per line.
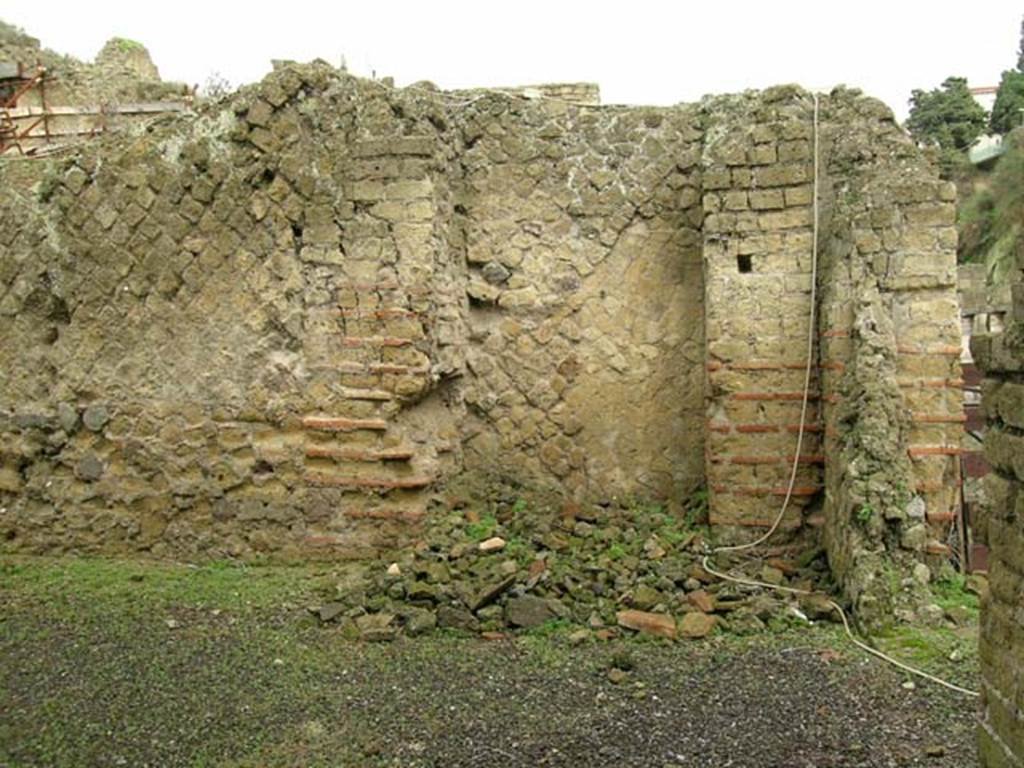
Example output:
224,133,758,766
749,189,785,210
754,163,808,187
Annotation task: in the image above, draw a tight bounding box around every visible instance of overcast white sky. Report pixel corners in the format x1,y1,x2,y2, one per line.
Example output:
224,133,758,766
1,1,1021,120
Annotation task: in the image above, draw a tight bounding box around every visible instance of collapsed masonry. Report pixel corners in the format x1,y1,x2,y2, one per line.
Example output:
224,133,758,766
0,60,964,625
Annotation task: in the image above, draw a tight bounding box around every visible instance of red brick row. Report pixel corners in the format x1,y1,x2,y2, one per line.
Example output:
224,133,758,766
908,446,963,457
305,446,414,462
709,422,823,434
341,336,414,348
301,416,388,432
731,391,820,402
711,484,822,497
719,454,825,465
303,473,432,490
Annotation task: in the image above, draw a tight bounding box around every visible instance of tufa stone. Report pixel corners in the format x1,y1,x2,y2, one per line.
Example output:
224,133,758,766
679,612,717,639
687,590,715,613
437,605,479,632
505,595,557,628
481,261,511,285
630,585,662,611
607,667,629,684
616,609,677,640
57,403,79,432
404,608,437,636
76,453,104,482
315,602,346,623
468,574,516,612
82,405,110,432
355,612,396,641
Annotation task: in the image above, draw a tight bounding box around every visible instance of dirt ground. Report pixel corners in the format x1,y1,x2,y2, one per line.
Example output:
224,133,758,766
0,557,981,768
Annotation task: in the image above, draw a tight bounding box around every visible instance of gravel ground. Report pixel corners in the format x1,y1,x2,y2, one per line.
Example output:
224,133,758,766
0,557,981,768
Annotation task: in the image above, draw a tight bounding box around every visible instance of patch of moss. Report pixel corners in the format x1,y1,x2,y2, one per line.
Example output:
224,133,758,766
464,514,498,542
110,37,145,53
931,574,980,615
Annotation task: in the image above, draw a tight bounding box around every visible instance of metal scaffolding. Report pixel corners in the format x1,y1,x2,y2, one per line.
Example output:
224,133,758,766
1,60,189,157
0,61,50,155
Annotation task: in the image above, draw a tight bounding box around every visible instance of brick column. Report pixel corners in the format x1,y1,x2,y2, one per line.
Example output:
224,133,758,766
702,87,823,540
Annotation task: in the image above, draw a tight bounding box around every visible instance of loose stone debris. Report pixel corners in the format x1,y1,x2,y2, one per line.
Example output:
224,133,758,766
310,497,842,641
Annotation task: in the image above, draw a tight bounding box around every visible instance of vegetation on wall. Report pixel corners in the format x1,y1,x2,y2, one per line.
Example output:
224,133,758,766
109,36,145,53
953,17,1024,279
958,129,1024,281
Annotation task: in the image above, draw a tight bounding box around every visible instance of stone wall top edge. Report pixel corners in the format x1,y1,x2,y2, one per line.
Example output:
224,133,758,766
236,63,898,120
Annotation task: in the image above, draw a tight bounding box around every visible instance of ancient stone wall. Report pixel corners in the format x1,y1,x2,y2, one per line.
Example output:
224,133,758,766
973,236,1024,765
701,87,823,536
456,95,705,506
959,263,1011,568
0,61,964,604
0,66,467,557
815,92,965,626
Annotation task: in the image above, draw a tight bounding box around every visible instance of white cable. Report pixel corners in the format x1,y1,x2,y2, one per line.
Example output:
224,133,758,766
702,92,980,698
713,93,821,554
701,555,979,698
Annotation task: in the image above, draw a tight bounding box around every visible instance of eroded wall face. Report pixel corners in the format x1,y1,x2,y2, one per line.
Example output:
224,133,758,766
0,67,964,576
973,262,1024,766
0,66,467,558
0,66,710,557
816,94,964,625
457,100,705,504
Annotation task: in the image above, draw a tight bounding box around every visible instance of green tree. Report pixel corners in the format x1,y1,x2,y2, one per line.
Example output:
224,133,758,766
1018,15,1024,72
906,76,988,153
991,19,1024,135
990,70,1024,134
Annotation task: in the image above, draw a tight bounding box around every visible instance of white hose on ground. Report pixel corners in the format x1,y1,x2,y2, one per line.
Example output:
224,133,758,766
702,92,980,699
700,555,980,698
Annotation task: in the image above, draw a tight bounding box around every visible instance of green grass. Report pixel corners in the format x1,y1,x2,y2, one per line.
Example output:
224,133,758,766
0,556,335,619
502,536,531,564
931,574,980,615
523,617,574,638
958,131,1024,280
873,623,979,692
464,514,498,542
604,543,627,560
